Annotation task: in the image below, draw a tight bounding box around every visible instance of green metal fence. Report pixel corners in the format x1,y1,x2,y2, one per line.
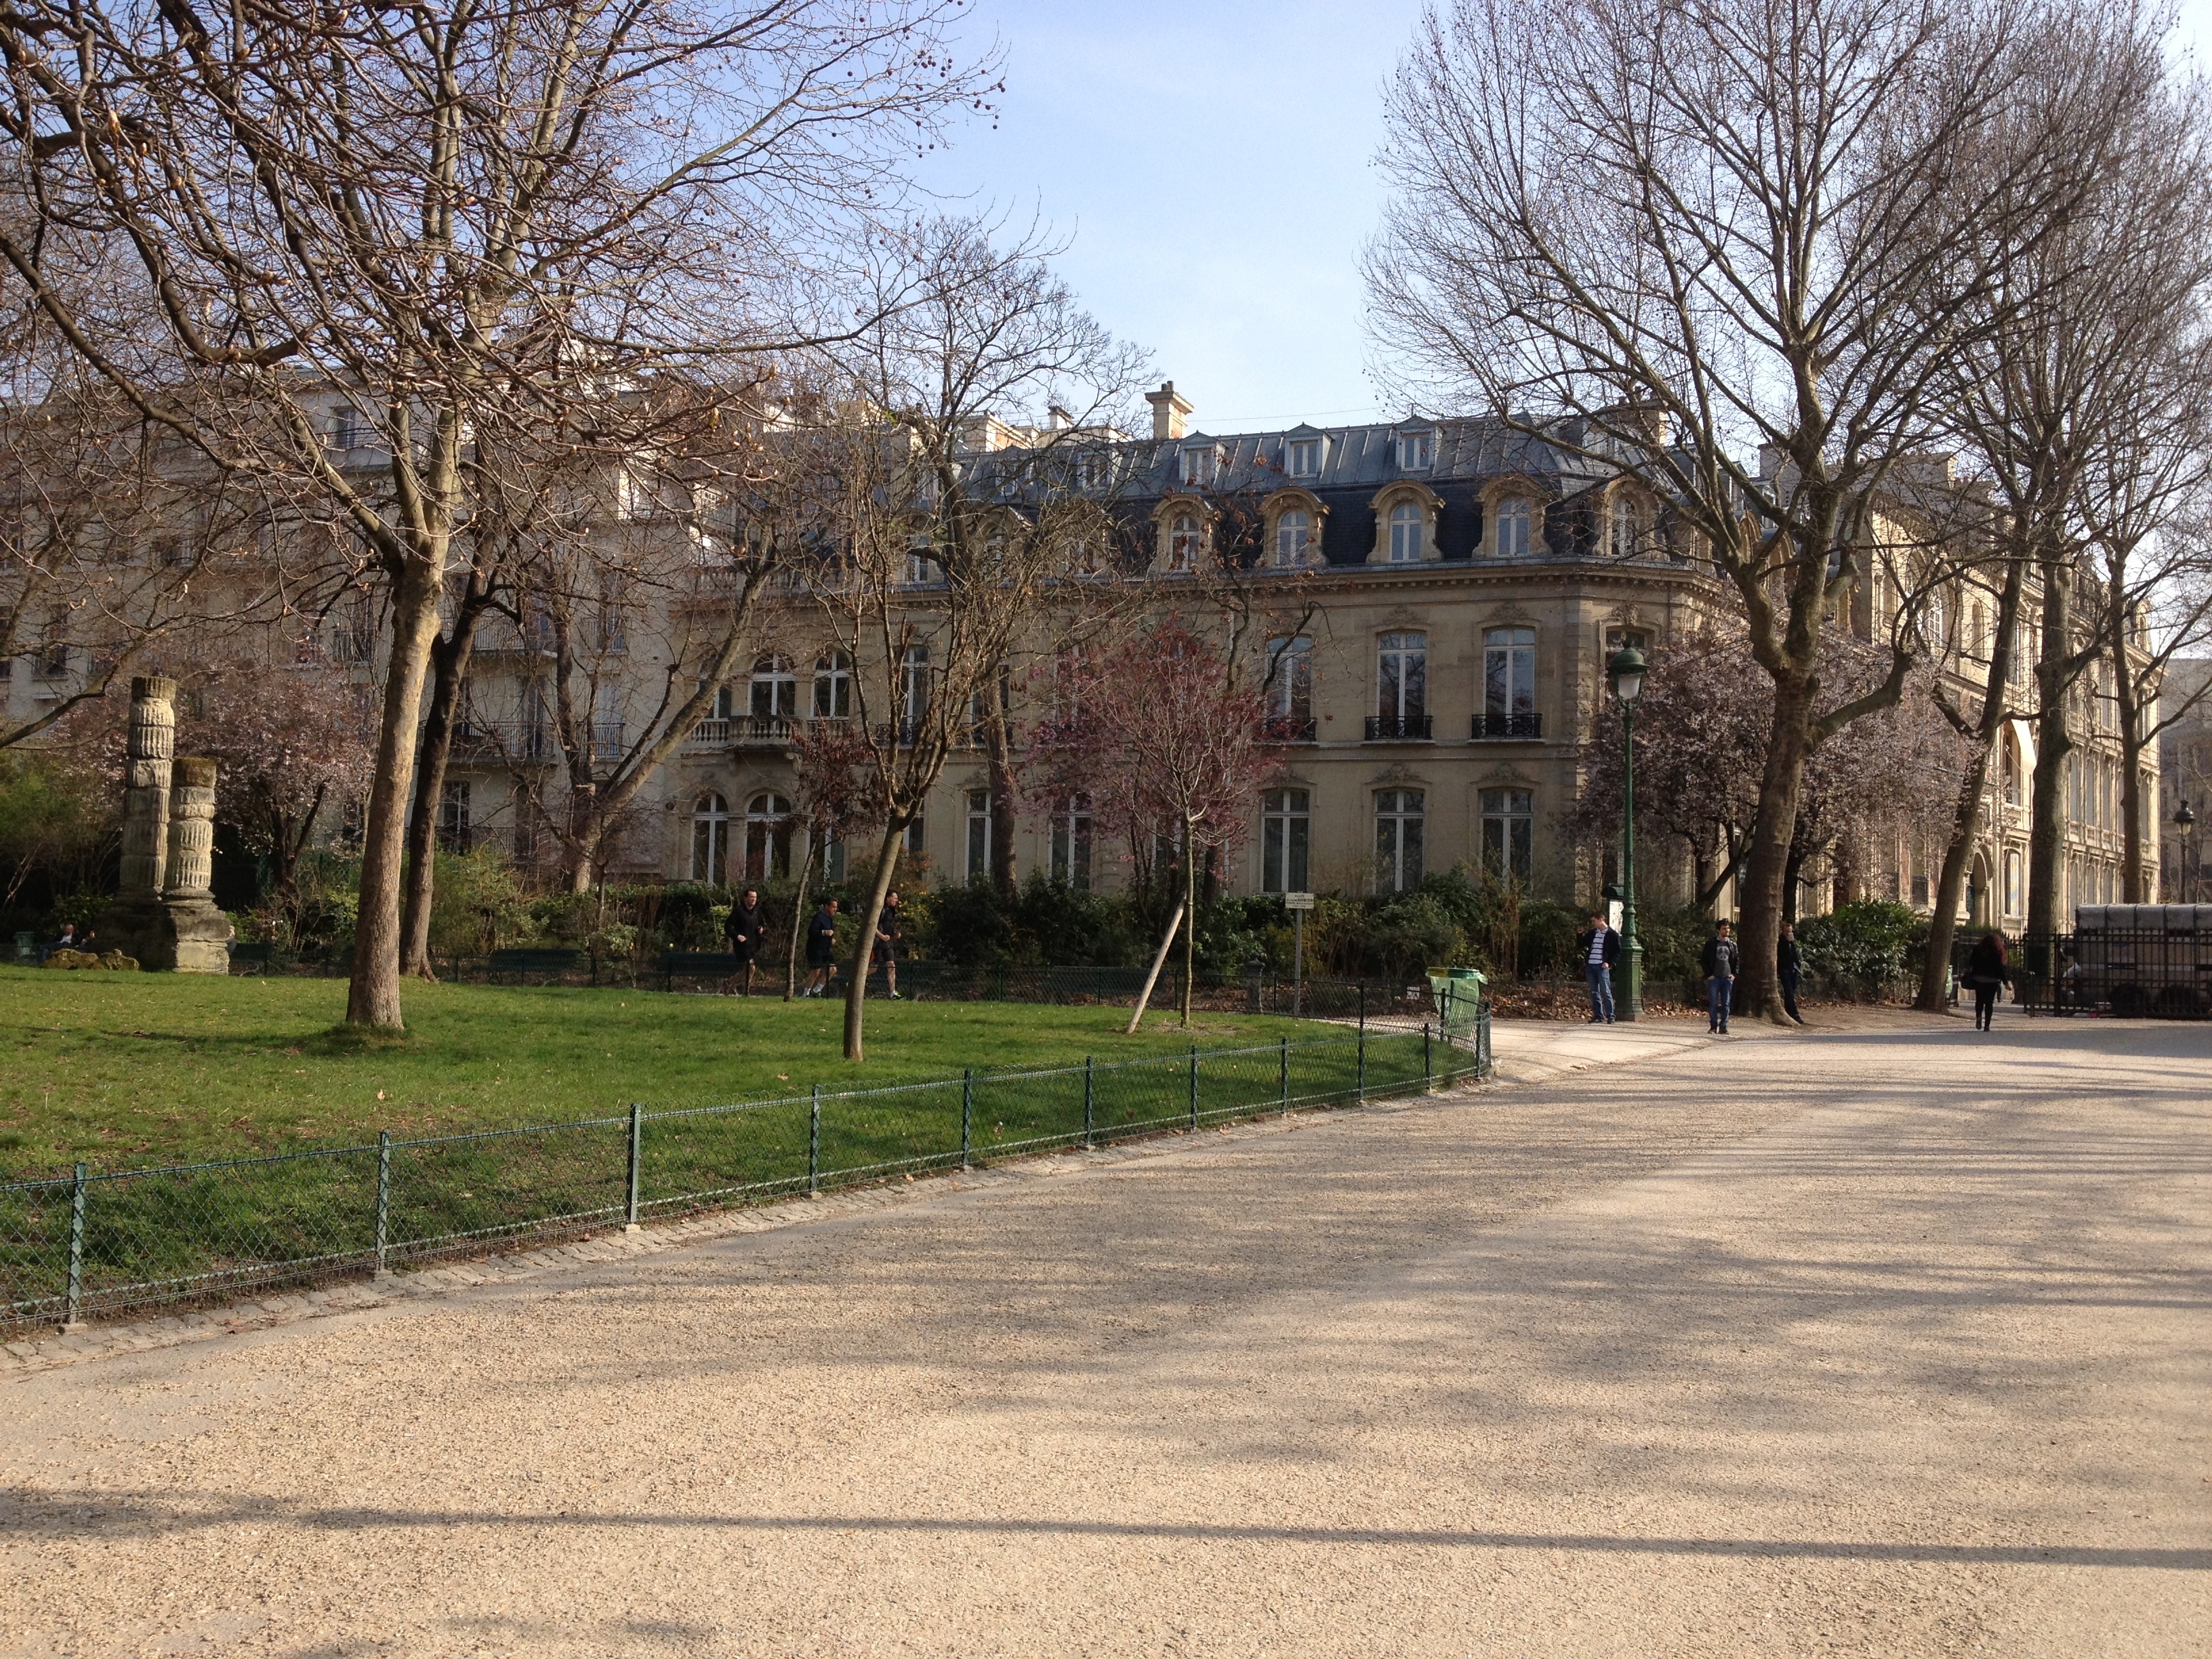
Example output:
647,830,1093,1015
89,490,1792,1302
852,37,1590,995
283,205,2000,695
1,1017,1488,1334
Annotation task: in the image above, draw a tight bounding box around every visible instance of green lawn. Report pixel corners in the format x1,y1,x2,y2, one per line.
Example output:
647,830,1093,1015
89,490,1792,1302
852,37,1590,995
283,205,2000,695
0,966,1344,1174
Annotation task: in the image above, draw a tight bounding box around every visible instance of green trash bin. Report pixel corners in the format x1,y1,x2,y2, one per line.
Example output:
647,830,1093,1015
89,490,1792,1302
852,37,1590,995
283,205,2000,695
1428,966,1486,1038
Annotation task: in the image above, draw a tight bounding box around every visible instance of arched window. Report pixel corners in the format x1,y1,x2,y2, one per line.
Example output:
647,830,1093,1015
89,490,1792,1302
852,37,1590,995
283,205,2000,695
691,793,730,884
1389,502,1424,562
750,654,796,719
1275,508,1311,567
1971,603,1989,658
2002,729,2022,806
744,792,793,883
2004,848,2024,918
1610,496,1638,559
1169,514,1202,572
813,651,851,719
1495,497,1532,558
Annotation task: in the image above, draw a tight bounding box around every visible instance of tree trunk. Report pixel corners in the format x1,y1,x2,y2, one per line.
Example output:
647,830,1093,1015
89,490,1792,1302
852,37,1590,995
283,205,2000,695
2110,629,2151,903
2024,560,2077,945
783,840,816,1002
984,699,1017,897
842,820,906,1063
1180,821,1197,1027
346,534,449,1030
1782,840,1807,924
400,596,489,978
1125,895,1188,1035
1736,670,1820,1023
1916,562,2024,1012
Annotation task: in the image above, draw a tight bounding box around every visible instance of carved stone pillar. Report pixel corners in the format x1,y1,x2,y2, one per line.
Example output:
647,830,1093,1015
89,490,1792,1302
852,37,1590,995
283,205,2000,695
163,757,217,900
161,754,234,972
118,677,176,899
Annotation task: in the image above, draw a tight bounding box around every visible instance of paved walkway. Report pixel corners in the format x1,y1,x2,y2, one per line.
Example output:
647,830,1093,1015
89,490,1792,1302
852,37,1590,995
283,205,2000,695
2,1012,2205,1656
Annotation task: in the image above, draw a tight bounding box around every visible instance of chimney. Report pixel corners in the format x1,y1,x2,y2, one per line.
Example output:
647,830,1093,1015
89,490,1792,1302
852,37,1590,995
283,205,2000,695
1145,380,1193,441
1047,404,1073,431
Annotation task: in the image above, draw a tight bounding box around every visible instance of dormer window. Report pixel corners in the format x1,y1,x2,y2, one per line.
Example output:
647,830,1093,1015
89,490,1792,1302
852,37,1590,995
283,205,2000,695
1396,429,1433,471
1286,437,1323,478
1181,443,1218,487
1076,449,1111,492
1168,514,1202,572
1275,509,1311,567
329,406,367,449
1495,497,1532,558
1389,502,1425,562
1610,496,1639,558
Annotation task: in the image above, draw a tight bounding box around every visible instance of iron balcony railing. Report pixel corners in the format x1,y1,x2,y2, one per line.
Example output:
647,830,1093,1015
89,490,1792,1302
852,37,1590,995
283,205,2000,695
450,720,554,762
1364,713,1433,741
1471,711,1542,740
1260,715,1317,743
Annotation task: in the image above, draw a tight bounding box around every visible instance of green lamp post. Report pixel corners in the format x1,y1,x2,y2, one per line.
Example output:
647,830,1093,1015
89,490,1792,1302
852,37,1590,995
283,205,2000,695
1609,643,1647,1020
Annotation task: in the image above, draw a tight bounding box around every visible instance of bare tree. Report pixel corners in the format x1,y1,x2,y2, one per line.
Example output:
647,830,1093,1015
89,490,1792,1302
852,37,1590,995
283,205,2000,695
1368,0,2123,1021
803,216,1147,1062
0,0,998,1028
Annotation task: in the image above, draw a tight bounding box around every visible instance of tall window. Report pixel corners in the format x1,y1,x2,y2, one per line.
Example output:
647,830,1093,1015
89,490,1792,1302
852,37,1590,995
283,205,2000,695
691,792,730,884
1263,789,1311,894
750,655,796,718
1389,502,1424,562
511,783,537,863
1376,789,1425,893
596,577,628,654
744,793,793,882
1287,437,1322,477
1495,497,1532,558
591,683,623,758
437,780,471,852
1181,444,1217,487
2002,729,2022,806
966,789,993,880
712,683,737,720
900,644,930,739
1481,787,1534,882
1483,628,1536,718
813,651,851,718
1396,430,1433,470
1378,632,1427,720
1610,497,1638,559
1051,796,1094,890
1265,636,1313,730
2004,848,2024,916
903,539,941,586
1275,508,1311,566
1169,514,1202,571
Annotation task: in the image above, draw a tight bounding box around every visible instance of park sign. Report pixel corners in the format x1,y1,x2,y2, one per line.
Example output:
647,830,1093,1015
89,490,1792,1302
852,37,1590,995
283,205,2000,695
1284,892,1316,911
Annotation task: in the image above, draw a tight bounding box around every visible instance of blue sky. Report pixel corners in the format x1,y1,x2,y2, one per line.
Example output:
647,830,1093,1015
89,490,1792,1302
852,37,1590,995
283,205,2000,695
914,0,2212,436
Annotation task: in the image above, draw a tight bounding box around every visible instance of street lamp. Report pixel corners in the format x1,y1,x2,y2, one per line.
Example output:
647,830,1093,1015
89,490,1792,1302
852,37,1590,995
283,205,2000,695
1609,643,1647,1019
2177,800,2198,903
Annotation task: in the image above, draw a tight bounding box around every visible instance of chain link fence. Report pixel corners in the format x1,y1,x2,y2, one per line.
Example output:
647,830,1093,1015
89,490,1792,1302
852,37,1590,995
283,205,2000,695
2,1015,1488,1336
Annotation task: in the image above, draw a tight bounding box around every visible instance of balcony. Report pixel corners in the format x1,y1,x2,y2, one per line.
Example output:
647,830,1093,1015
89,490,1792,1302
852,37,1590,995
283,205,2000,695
1364,714,1433,741
1471,711,1542,740
687,713,839,752
1259,715,1317,743
449,720,554,763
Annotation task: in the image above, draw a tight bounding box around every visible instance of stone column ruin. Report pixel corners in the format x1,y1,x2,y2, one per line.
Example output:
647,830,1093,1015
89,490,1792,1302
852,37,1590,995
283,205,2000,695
96,680,234,972
117,676,176,900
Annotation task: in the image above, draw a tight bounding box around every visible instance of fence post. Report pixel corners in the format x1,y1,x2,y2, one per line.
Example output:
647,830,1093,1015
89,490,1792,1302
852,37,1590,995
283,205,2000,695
1358,981,1367,1032
1188,1044,1199,1130
1279,1034,1290,1116
1356,1021,1367,1104
62,1161,87,1330
1083,1057,1095,1149
374,1130,391,1277
962,1069,974,1169
809,1085,822,1196
624,1102,643,1232
1424,1022,1432,1090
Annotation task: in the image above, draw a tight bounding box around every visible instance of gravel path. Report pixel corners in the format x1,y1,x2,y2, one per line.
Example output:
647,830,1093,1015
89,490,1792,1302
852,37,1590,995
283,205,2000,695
1,1012,2206,1656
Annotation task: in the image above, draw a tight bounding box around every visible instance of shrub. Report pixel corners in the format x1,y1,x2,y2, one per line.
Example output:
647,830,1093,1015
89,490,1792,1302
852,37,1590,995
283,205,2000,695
1797,899,1921,990
426,846,533,957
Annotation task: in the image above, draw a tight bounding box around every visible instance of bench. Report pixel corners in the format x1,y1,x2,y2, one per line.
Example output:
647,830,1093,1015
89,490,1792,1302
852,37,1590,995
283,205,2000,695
227,941,286,974
660,950,744,990
486,947,582,984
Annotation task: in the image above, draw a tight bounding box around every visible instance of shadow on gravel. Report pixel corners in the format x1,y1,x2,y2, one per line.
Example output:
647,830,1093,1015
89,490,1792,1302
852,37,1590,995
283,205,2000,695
3,1490,2203,1570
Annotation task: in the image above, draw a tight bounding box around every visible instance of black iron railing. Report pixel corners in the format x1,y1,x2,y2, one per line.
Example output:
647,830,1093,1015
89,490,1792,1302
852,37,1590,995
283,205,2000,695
1471,711,1542,739
1364,714,1433,741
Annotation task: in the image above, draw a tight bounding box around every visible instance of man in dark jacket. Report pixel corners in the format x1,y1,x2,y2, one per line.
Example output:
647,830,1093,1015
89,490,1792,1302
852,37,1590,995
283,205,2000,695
724,888,765,995
1778,922,1804,1025
802,898,840,998
1575,911,1621,1023
1702,920,1741,1034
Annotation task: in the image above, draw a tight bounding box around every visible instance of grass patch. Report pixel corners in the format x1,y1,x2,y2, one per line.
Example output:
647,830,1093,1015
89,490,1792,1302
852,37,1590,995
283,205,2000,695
0,966,1343,1174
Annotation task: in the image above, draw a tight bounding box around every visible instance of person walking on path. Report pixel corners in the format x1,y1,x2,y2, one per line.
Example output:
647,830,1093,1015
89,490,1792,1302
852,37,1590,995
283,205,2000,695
1778,922,1805,1025
1576,911,1620,1023
724,888,765,995
801,898,840,998
1965,933,2009,1031
869,890,904,1000
1702,920,1741,1034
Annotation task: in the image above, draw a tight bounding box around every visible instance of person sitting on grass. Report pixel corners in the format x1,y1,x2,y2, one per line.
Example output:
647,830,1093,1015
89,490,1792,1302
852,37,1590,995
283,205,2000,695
802,898,840,998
